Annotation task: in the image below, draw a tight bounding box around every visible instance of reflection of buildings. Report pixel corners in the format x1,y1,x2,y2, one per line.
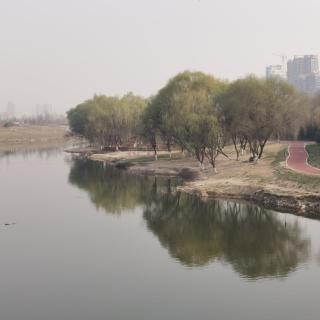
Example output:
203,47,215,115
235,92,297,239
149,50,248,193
266,55,320,95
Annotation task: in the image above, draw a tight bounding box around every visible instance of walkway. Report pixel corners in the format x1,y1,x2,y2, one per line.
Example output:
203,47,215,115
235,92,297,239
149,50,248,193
286,141,320,175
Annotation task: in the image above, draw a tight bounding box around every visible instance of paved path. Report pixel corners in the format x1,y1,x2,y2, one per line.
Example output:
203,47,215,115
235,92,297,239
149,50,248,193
286,141,320,175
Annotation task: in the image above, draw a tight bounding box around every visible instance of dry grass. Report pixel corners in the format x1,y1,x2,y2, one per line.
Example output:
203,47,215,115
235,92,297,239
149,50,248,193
0,125,74,151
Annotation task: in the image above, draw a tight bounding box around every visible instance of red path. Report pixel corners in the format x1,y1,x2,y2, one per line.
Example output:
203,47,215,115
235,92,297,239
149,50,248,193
286,141,320,175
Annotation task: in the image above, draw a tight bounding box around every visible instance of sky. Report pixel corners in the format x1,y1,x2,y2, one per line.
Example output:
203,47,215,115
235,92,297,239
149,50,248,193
1,0,320,116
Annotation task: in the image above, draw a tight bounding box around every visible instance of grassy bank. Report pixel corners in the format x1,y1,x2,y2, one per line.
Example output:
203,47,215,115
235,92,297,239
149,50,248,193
88,143,320,216
306,143,320,169
90,143,320,194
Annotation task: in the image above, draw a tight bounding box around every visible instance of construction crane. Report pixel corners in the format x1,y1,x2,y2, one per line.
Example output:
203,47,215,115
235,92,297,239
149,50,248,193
273,53,287,72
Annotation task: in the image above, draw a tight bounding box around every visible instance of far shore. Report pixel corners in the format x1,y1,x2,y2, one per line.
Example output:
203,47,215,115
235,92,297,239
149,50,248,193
0,125,79,152
74,143,320,218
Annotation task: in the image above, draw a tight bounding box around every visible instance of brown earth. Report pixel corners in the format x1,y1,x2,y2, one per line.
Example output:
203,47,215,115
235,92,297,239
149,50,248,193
0,125,78,152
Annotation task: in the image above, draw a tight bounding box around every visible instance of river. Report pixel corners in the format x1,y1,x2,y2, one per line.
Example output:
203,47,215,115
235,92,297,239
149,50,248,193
1,149,320,320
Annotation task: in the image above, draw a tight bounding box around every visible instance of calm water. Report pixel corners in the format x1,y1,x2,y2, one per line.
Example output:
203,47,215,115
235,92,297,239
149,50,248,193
1,149,320,320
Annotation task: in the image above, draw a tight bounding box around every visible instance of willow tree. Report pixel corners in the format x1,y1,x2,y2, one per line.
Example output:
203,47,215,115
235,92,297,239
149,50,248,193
218,85,248,160
219,76,308,160
146,71,227,167
140,98,159,159
67,102,91,137
67,93,146,149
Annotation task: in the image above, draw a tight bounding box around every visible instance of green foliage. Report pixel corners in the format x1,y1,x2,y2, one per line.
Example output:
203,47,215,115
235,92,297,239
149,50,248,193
306,144,320,168
271,147,288,166
67,71,310,171
67,93,146,147
299,123,320,142
298,93,320,142
276,167,320,187
219,76,308,159
67,103,90,136
144,71,227,166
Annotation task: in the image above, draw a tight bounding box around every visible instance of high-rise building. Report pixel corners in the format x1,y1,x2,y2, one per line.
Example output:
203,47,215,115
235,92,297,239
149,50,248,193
287,55,320,95
266,55,320,95
266,64,286,79
6,101,16,119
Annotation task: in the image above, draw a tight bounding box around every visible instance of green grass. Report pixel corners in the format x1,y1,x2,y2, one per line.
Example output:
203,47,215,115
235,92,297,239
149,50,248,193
275,167,320,187
116,152,185,167
264,146,288,166
306,144,320,169
271,147,288,166
270,146,320,187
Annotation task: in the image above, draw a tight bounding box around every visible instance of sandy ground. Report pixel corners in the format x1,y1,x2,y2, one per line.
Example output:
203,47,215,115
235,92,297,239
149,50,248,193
90,150,180,162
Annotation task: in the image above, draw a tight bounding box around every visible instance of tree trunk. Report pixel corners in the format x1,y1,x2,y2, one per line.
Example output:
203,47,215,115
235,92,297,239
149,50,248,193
211,160,218,173
232,136,240,161
196,149,205,170
258,136,270,159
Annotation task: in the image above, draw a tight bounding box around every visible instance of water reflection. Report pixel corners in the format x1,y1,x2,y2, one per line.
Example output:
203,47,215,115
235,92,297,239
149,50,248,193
144,192,310,279
68,158,178,214
69,158,310,279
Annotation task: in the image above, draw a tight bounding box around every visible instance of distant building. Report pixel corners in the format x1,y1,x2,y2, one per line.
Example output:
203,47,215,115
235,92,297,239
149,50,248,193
0,101,16,121
266,64,286,79
36,104,53,117
6,102,16,119
287,55,320,95
266,55,320,95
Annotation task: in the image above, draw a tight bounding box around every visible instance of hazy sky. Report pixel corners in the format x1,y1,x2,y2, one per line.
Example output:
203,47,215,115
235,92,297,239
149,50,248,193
1,0,320,115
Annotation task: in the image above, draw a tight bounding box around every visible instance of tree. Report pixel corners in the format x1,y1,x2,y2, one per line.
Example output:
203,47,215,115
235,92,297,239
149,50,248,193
67,93,146,149
67,102,91,137
219,76,308,160
218,85,248,160
149,71,227,168
203,116,229,172
140,99,159,159
300,93,320,142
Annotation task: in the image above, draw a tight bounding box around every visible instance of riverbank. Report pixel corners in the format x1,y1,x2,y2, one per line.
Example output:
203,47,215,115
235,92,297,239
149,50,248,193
0,125,79,152
86,143,320,218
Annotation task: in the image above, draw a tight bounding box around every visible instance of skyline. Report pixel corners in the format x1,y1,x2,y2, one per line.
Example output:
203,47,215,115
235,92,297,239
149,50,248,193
1,0,320,115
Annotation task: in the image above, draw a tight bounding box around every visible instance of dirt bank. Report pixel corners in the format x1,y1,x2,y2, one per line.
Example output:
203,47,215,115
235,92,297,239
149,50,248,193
0,125,78,152
89,144,320,218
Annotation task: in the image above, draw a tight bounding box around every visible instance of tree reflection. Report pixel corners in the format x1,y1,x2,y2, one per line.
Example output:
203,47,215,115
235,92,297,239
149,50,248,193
69,158,310,279
144,189,310,279
68,158,174,214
